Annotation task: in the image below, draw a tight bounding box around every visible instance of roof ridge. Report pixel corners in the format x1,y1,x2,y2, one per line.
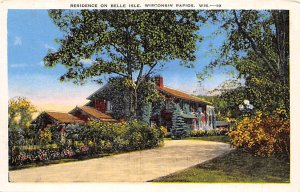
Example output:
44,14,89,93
163,86,197,96
78,105,115,120
156,86,211,104
86,83,109,100
45,111,71,114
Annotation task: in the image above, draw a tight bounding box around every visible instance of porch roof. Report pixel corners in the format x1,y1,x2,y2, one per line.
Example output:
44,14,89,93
45,112,85,124
73,106,117,122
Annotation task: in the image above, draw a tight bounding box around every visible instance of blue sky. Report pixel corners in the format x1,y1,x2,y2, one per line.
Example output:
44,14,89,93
8,10,233,113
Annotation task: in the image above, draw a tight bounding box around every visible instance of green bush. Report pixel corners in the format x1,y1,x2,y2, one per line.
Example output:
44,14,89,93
9,120,164,167
87,119,163,152
130,120,162,149
39,129,52,146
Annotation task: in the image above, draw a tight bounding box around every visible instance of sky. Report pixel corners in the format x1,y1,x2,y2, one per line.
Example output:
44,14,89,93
8,9,234,113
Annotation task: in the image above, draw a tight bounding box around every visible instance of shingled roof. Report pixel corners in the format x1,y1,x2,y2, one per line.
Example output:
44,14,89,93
45,112,85,124
76,106,117,122
155,86,212,105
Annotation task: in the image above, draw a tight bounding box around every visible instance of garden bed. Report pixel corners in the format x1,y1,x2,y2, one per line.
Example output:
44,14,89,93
9,120,164,169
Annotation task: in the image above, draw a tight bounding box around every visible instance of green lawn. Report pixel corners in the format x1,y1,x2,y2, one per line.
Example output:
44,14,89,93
153,136,290,183
188,136,231,144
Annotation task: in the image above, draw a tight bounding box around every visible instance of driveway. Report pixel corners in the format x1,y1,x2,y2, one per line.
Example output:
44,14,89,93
9,140,232,182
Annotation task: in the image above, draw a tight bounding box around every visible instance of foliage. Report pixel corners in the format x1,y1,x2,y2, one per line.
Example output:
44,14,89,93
9,127,25,147
9,120,164,167
8,97,37,128
199,10,289,116
87,119,163,152
39,129,52,146
160,126,168,137
44,10,202,118
190,128,228,137
197,10,290,158
171,108,188,139
229,109,290,157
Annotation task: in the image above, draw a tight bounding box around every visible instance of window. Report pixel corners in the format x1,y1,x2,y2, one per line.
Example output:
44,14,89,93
106,100,112,112
166,100,170,110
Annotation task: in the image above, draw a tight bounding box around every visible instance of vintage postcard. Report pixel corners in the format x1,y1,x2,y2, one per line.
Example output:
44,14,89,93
0,0,300,191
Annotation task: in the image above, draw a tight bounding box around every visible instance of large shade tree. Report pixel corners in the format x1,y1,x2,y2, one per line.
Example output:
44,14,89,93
199,10,289,116
44,10,202,118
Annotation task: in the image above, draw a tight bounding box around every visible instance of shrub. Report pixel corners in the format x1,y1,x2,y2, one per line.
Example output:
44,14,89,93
190,128,228,137
160,126,168,137
229,109,290,157
9,120,164,167
191,130,206,137
164,132,172,138
39,129,52,146
87,119,163,152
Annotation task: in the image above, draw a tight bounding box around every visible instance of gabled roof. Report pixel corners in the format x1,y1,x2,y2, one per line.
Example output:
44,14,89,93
86,80,212,105
86,84,109,100
155,86,212,105
45,112,85,124
72,106,117,122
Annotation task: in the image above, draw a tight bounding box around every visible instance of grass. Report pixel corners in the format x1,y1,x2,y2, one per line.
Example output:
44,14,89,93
187,135,231,144
151,148,290,183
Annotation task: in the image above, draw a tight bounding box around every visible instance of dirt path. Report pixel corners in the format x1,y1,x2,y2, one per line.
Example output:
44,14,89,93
9,140,232,182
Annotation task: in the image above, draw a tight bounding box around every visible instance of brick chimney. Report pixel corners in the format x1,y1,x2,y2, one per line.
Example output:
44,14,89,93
155,75,164,88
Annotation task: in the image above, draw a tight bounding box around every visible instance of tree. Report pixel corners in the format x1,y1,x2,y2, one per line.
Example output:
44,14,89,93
199,10,289,115
44,10,202,118
171,107,188,139
8,97,37,128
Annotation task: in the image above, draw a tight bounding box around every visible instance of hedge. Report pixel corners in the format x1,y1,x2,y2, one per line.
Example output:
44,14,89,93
9,119,164,167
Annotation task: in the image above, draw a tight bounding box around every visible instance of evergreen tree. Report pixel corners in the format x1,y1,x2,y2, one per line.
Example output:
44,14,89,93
171,106,188,139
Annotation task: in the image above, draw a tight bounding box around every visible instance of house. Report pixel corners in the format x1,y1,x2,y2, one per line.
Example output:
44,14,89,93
33,76,216,136
151,76,216,132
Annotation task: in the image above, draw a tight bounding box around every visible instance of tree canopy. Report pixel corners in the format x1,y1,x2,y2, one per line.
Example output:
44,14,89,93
199,10,289,116
44,10,202,117
8,97,37,128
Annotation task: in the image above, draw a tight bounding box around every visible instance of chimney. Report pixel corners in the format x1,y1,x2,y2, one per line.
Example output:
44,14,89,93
155,75,164,88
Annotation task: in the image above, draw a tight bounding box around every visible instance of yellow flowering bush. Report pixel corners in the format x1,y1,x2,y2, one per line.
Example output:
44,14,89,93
160,126,168,137
229,109,289,157
39,129,52,146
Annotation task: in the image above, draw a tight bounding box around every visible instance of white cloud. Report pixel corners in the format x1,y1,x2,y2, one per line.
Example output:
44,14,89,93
9,61,45,68
13,36,22,46
79,58,94,66
10,63,28,68
44,44,56,51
